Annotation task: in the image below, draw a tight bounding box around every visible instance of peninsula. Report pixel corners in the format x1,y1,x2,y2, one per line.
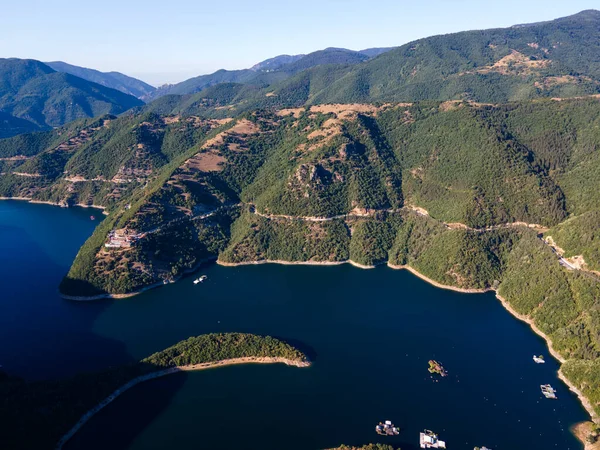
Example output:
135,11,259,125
0,333,309,450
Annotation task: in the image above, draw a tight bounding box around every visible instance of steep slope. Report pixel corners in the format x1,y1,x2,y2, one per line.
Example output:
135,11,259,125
308,10,600,104
2,98,600,419
42,97,598,298
46,61,156,98
0,111,40,138
0,59,144,137
147,9,600,116
0,112,226,210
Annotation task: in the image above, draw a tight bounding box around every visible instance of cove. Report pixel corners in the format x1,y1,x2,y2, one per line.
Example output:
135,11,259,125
0,201,113,379
0,201,590,449
67,265,591,450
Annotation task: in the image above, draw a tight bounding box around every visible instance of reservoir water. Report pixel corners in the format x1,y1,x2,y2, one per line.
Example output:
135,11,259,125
0,201,589,449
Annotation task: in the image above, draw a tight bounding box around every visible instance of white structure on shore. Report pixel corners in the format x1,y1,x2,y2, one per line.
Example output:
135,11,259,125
104,229,142,248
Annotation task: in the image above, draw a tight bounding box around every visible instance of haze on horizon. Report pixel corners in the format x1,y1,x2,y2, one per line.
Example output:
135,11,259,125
3,0,599,86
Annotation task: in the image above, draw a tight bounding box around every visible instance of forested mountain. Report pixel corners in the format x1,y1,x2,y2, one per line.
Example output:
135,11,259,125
0,59,144,138
142,10,600,116
306,9,600,104
280,47,370,72
144,47,393,101
0,98,597,289
145,69,278,101
250,54,305,71
2,9,600,427
2,98,600,414
358,47,395,58
46,61,156,98
0,111,40,138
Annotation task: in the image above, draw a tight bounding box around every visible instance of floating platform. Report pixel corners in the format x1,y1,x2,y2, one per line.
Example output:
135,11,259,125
375,420,399,436
541,384,557,399
420,429,446,448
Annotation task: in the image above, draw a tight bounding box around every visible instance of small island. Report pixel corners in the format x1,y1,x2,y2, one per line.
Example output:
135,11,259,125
428,360,448,377
0,333,310,450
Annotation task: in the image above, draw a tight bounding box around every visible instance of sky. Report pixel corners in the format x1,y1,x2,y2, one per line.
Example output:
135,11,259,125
2,0,599,86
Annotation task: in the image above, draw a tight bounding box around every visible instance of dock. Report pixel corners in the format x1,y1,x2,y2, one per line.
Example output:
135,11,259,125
375,420,399,436
541,384,557,399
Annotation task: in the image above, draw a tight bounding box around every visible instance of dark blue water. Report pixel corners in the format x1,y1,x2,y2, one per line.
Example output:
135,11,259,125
0,201,120,379
0,201,589,449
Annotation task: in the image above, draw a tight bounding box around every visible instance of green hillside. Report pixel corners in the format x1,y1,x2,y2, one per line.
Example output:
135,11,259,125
0,59,144,138
144,10,600,117
545,211,600,272
1,98,595,299
2,9,600,423
144,47,386,102
308,10,600,104
1,98,591,417
0,111,40,138
46,61,156,98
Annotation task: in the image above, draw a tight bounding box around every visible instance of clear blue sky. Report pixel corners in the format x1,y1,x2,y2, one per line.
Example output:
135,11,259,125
2,0,599,86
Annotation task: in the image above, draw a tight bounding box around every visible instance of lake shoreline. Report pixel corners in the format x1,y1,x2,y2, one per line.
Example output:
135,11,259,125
217,258,377,270
387,263,493,293
219,258,599,435
61,257,218,301
55,356,310,450
59,252,599,444
394,262,599,429
0,196,108,214
494,293,598,425
572,421,600,450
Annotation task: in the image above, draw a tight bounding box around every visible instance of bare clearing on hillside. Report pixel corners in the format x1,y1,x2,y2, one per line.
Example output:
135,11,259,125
462,50,551,77
201,119,260,150
185,152,226,172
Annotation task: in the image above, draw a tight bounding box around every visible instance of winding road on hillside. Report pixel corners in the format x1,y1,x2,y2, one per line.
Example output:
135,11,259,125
122,201,598,281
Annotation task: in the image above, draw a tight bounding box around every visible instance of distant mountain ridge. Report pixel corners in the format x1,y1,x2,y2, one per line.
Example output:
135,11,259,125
46,61,156,98
0,59,144,138
5,9,600,136
142,9,600,117
250,54,305,72
0,111,39,139
143,46,394,101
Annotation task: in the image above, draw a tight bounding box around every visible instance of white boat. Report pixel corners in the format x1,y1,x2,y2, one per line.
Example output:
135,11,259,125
533,355,545,364
420,430,446,448
541,384,557,399
193,275,208,284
